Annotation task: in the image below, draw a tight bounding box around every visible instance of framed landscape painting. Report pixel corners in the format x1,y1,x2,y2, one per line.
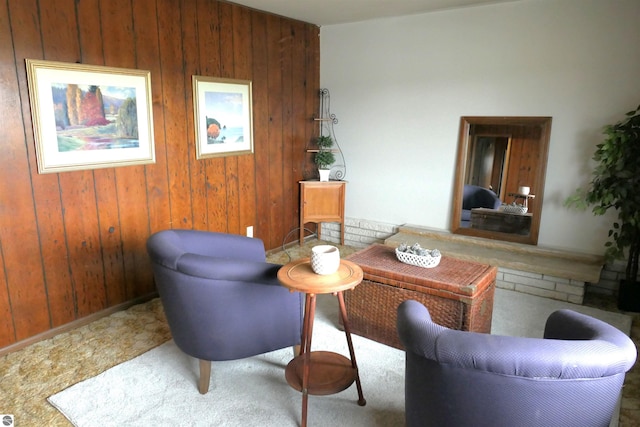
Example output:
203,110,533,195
192,76,254,159
26,59,155,174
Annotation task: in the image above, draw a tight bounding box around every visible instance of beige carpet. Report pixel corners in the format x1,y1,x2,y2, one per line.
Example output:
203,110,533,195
48,288,631,427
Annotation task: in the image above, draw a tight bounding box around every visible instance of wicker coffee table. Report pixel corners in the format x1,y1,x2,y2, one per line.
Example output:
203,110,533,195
344,244,497,349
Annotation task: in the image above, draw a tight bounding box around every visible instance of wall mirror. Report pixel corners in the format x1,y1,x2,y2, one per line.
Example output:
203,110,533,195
451,116,552,245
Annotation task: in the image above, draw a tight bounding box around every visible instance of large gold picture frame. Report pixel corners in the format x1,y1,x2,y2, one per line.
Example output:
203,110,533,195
26,59,155,174
192,76,254,159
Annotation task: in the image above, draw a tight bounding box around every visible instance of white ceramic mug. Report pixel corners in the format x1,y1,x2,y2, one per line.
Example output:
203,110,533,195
518,186,530,195
310,245,340,275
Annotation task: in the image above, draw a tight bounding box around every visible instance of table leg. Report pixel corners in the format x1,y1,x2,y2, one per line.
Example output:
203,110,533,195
336,291,366,406
300,293,317,427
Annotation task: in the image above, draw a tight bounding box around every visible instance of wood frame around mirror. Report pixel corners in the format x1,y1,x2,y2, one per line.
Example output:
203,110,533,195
451,116,552,245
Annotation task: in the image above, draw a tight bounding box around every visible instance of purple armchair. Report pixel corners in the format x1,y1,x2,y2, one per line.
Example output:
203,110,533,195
397,300,637,427
147,229,303,394
461,184,501,227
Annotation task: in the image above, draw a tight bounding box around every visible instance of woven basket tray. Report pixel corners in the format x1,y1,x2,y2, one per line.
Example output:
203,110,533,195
499,204,528,214
395,248,441,268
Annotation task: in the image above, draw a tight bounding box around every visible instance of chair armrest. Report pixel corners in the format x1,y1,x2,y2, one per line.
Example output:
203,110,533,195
397,299,448,359
147,230,185,270
397,300,636,379
545,308,622,340
434,331,630,378
176,253,282,283
544,309,637,371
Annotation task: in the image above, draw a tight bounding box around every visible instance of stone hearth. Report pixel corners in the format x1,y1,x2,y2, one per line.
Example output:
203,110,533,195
385,225,604,304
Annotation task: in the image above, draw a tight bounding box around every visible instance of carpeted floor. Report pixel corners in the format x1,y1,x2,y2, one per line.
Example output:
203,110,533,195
1,240,639,426
45,286,631,426
47,294,407,427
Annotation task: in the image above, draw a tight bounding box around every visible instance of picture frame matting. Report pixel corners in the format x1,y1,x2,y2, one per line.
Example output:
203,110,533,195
26,59,155,174
192,75,254,159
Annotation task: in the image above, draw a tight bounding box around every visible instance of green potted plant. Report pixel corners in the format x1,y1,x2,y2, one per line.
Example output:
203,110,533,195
315,135,335,181
565,104,640,311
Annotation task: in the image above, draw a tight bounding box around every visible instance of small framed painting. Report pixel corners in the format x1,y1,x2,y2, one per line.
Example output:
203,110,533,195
25,59,155,174
192,76,254,159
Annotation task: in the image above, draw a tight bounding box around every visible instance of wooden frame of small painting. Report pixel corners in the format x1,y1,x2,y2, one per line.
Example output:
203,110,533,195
25,59,155,174
192,75,254,159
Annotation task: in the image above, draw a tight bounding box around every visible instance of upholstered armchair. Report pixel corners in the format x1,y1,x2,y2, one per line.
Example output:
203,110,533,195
461,184,501,227
147,229,304,394
397,300,637,427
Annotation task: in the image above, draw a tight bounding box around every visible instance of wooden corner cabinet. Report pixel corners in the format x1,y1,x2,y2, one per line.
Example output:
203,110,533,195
299,180,346,245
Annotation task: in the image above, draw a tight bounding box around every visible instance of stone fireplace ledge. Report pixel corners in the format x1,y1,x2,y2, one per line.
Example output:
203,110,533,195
386,225,604,283
385,225,604,304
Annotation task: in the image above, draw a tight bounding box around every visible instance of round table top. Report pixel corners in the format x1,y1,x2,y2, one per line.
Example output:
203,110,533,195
277,258,363,294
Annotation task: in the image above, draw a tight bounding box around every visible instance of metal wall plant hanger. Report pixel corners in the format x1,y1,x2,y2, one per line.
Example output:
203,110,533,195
311,88,346,181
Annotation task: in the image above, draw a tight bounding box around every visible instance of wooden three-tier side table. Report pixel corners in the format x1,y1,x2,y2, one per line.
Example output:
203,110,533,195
278,258,366,427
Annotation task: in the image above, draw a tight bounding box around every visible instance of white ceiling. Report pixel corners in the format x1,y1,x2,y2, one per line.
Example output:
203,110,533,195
228,0,521,26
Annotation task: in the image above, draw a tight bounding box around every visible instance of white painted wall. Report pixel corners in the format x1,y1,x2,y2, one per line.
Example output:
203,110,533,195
319,0,640,255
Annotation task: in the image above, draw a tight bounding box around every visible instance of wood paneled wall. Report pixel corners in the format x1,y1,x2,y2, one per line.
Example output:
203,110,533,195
0,0,319,351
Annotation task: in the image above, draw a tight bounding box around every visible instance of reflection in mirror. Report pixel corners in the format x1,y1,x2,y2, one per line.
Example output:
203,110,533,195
451,117,552,245
466,135,511,199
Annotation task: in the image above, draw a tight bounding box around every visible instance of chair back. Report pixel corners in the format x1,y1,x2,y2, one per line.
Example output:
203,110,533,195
462,184,501,210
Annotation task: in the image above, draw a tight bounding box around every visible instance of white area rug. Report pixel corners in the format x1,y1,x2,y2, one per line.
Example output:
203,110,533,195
49,289,631,427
